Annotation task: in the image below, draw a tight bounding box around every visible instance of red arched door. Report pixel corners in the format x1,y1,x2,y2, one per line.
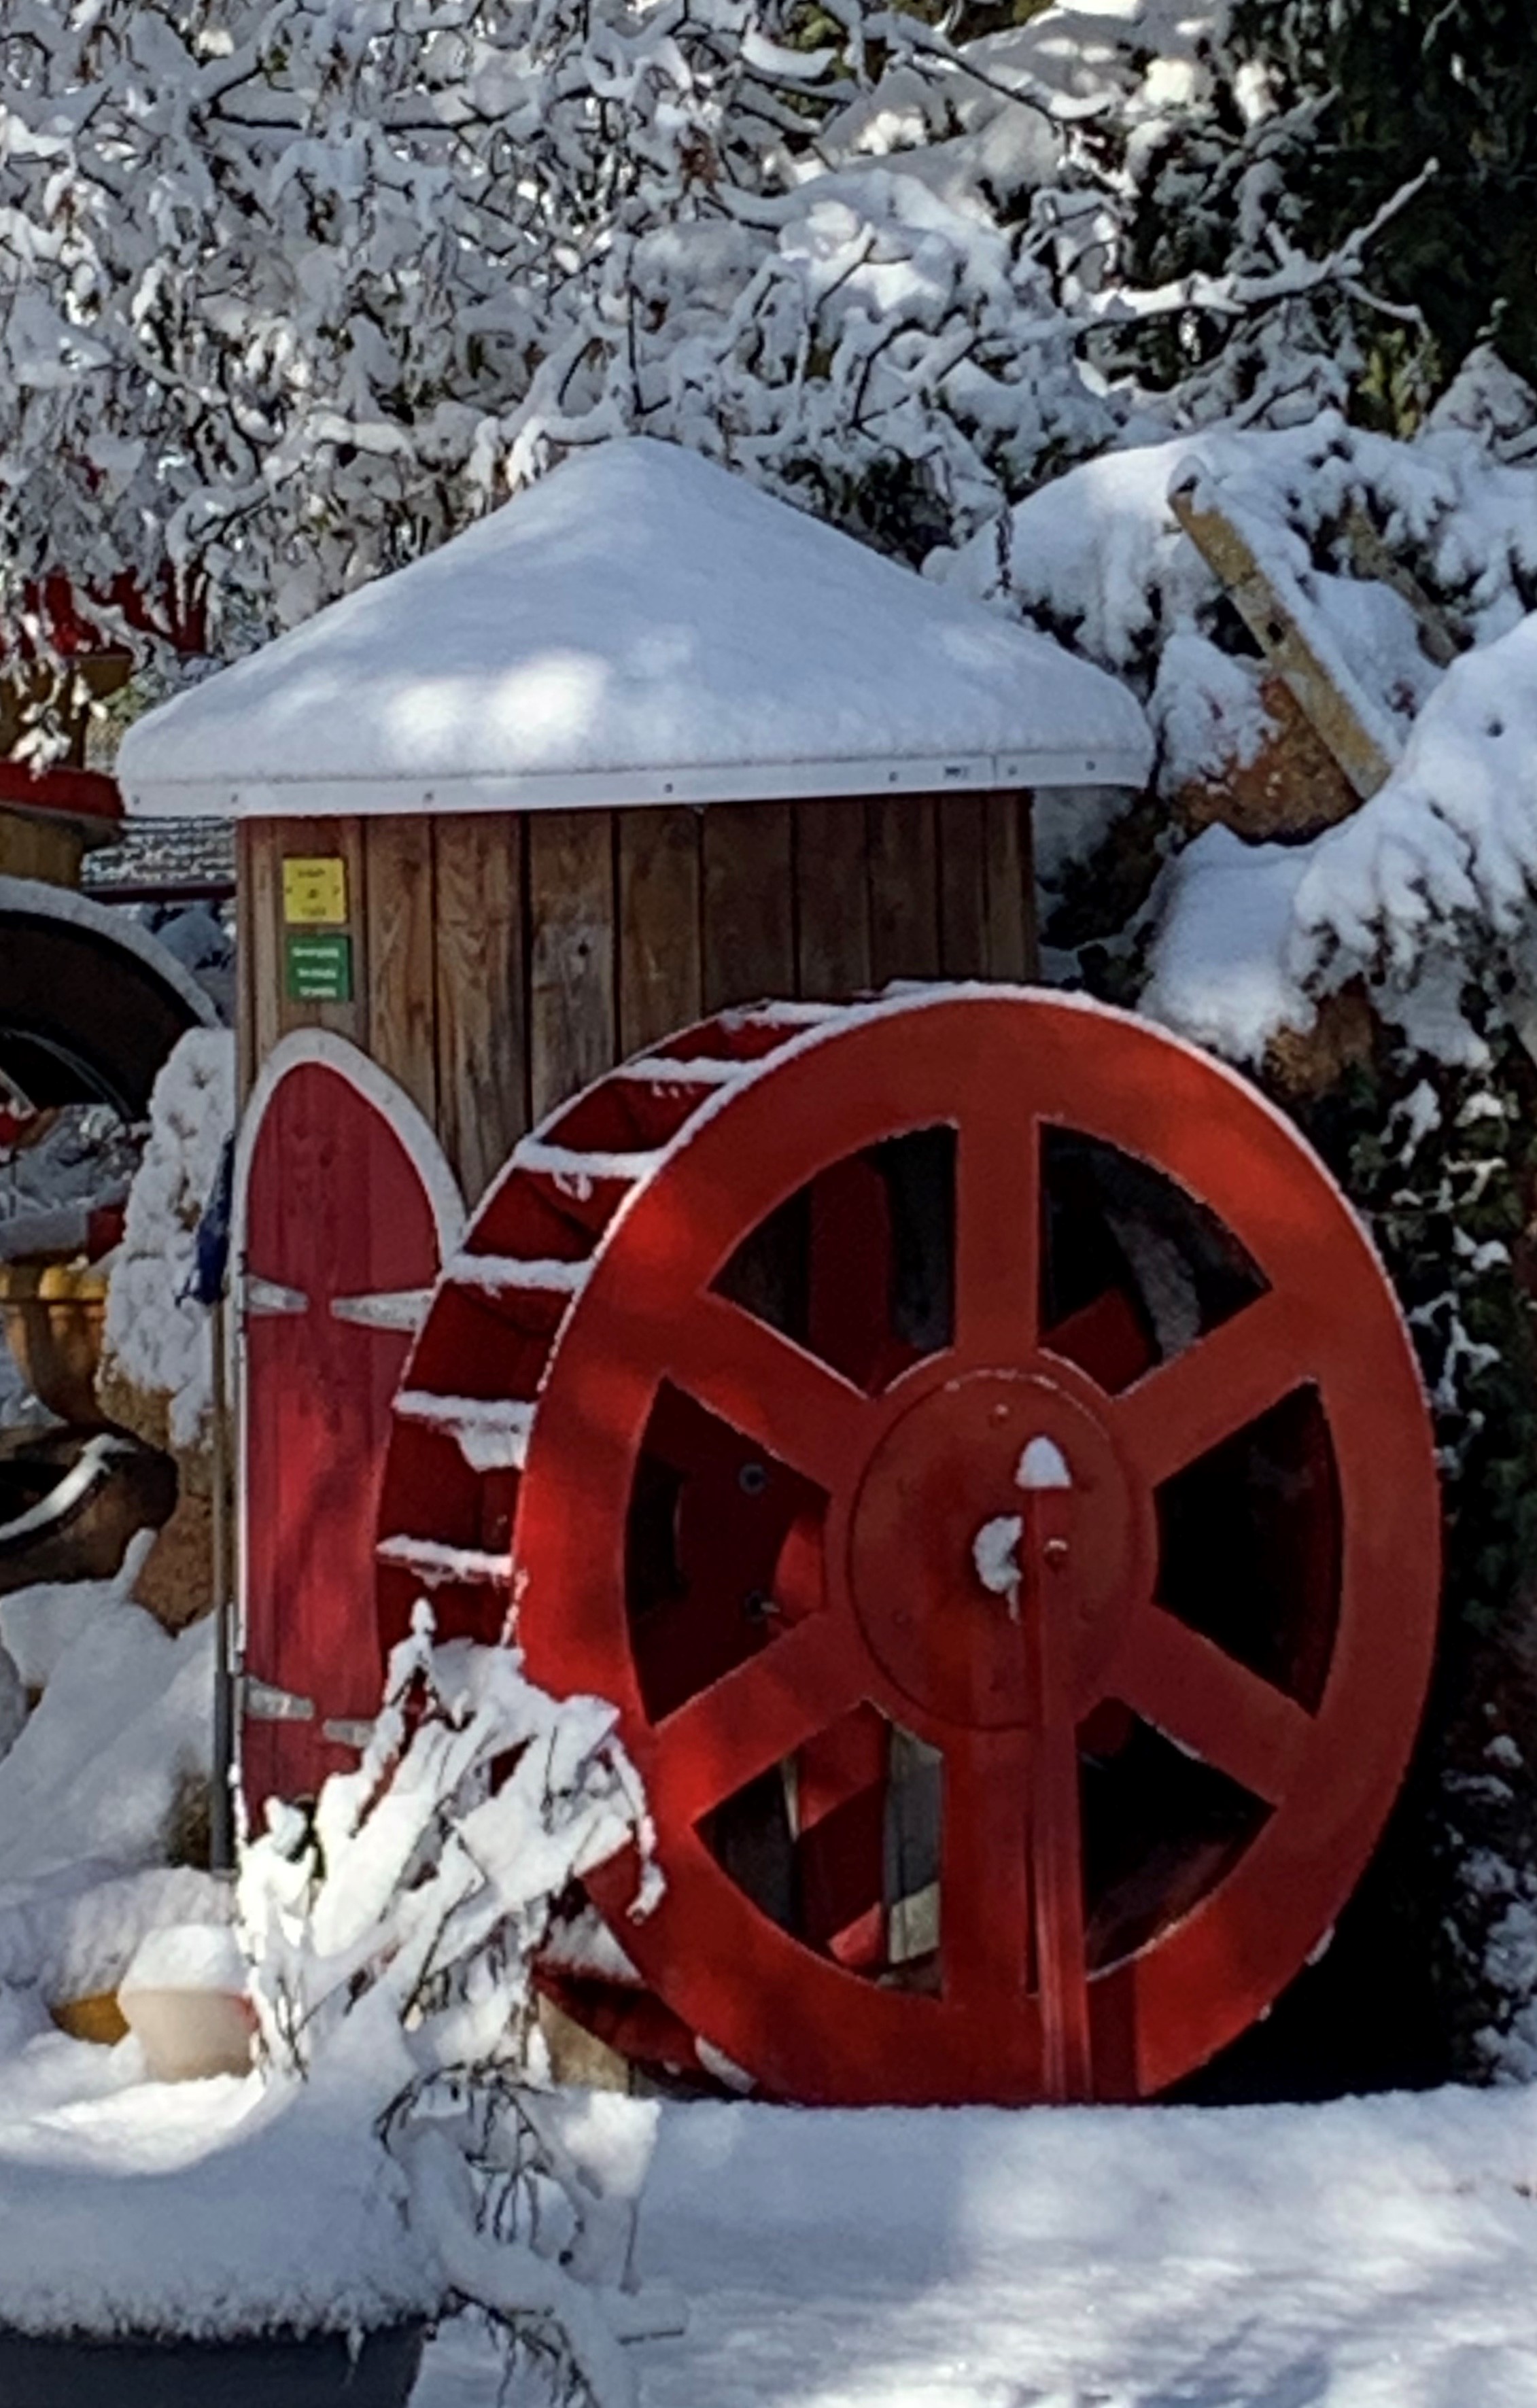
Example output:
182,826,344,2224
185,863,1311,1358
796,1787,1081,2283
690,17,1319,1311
235,1033,462,1821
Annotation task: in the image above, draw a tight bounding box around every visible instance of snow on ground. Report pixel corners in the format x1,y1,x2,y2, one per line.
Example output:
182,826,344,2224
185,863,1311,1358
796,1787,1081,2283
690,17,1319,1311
0,1588,211,1887
0,2020,430,2341
0,1866,226,2011
1141,824,1315,1062
418,2089,1537,2407
0,1535,216,2002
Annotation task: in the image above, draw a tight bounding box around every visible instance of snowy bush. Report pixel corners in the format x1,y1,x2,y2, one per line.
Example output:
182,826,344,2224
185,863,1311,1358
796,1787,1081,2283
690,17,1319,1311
99,1028,235,1450
0,0,1426,751
0,1560,215,1887
931,389,1537,1060
238,1605,666,2405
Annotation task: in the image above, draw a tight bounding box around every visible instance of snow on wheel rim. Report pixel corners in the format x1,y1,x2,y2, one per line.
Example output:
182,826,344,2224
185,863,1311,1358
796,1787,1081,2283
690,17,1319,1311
376,989,1441,2108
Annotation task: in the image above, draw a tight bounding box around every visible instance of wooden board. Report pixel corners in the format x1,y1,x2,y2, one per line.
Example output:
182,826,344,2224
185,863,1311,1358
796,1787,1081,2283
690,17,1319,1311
240,817,369,1075
234,788,1040,1192
984,790,1037,982
1169,477,1393,803
867,794,940,988
433,814,529,1204
702,801,794,1013
364,814,437,1126
528,809,617,1123
931,790,1038,985
937,792,990,981
235,1035,462,1816
236,821,275,1106
618,806,702,1055
0,807,83,889
795,799,872,1000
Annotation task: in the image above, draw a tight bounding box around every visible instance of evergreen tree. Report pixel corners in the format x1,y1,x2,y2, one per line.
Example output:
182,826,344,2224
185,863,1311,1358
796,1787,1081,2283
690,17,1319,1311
1230,0,1537,397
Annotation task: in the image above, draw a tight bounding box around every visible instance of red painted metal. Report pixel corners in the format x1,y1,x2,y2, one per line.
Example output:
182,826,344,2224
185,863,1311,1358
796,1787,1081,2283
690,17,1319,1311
16,571,205,661
239,1048,455,1821
0,1103,35,1152
0,764,122,825
377,991,1441,2107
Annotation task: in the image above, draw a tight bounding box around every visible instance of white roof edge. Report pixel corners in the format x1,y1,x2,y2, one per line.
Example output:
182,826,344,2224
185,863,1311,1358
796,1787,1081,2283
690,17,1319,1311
123,744,1147,822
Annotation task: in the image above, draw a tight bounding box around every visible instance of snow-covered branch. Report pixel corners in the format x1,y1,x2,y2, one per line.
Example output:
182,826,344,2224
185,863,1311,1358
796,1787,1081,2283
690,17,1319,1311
237,1603,663,2405
0,0,1426,727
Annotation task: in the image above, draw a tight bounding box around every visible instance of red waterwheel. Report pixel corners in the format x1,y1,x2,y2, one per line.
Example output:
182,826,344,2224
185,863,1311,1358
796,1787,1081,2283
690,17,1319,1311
376,989,1440,2106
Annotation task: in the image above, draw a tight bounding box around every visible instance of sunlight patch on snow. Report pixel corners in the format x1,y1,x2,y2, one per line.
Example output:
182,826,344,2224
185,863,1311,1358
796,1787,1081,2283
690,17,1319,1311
549,2091,1537,2408
1147,612,1537,1069
0,1601,211,1887
1141,825,1315,1062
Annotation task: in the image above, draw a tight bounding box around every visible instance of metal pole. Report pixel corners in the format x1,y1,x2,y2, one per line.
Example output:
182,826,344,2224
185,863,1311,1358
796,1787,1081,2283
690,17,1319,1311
208,1290,236,1874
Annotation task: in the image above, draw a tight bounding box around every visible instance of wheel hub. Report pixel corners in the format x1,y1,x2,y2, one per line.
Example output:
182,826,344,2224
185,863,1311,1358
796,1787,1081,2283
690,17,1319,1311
843,1366,1153,1730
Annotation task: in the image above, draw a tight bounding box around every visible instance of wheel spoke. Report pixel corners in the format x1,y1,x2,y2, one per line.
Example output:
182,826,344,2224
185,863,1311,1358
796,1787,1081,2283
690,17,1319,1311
954,1104,1041,1359
941,1726,1033,2011
1031,1710,1093,2101
661,1291,874,1491
1113,1290,1316,1489
1020,1486,1092,2100
1112,1609,1312,1808
651,1609,867,1828
1041,1285,1154,1393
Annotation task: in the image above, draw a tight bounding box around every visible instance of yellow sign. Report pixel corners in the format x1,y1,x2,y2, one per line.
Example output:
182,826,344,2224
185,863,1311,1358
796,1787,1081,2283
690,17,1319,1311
282,856,349,926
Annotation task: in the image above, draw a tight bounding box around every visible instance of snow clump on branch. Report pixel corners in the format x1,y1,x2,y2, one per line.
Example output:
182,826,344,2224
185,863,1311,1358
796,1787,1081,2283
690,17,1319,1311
100,1028,236,1448
0,0,1423,750
935,393,1537,1066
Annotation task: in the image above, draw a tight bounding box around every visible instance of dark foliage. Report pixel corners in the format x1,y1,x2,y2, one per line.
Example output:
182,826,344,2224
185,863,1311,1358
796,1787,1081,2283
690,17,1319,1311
1230,0,1537,394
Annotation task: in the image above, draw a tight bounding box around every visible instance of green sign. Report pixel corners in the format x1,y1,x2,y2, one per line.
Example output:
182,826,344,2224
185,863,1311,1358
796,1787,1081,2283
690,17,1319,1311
285,931,353,1002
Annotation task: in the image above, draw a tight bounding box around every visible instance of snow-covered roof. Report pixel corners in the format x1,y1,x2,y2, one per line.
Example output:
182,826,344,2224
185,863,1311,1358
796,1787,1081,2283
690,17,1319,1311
119,439,1151,820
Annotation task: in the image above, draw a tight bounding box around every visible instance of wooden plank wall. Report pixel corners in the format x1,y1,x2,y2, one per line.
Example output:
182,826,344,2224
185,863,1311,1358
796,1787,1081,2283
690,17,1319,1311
239,791,1038,1201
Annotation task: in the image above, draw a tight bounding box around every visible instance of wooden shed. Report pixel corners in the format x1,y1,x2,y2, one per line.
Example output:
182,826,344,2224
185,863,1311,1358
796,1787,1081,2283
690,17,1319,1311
120,440,1388,2110
120,437,1150,1187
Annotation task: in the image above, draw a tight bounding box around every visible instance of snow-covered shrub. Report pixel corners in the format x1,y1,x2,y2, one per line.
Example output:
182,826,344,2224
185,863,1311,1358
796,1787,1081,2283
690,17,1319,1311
1282,1032,1537,2078
1225,0,1537,398
238,1606,665,2405
0,1555,215,1887
99,1029,235,1450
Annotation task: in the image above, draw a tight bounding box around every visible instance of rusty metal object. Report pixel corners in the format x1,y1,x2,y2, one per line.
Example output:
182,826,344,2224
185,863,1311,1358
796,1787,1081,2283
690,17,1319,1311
0,1261,111,1426
377,990,1440,2106
0,1425,177,1595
